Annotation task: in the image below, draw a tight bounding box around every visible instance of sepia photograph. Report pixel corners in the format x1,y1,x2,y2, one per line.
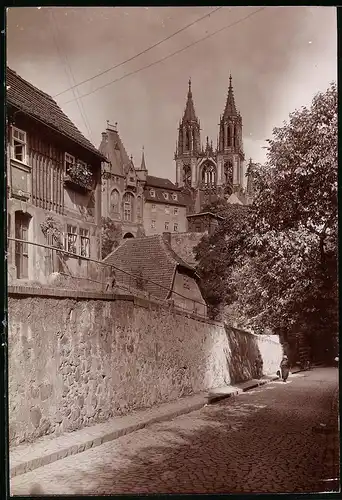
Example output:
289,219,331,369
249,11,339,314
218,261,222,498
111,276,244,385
5,5,339,495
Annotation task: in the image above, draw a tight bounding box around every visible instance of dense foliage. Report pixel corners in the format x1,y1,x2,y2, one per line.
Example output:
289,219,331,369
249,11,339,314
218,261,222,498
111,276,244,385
101,217,122,259
195,83,337,360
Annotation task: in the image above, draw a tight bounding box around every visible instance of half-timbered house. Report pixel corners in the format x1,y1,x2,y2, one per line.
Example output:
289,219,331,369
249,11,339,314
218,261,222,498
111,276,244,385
6,67,107,284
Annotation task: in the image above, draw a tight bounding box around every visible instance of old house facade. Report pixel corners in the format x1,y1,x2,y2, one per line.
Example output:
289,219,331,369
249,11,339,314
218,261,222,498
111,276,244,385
104,233,207,316
143,175,187,236
174,77,256,213
99,122,188,238
6,67,106,284
99,122,145,239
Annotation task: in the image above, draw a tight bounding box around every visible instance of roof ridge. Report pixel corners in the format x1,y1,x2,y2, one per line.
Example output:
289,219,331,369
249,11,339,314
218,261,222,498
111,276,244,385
7,66,106,160
7,67,57,105
160,235,195,272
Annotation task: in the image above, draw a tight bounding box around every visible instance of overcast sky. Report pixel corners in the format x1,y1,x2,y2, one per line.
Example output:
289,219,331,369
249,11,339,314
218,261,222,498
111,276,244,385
7,6,337,181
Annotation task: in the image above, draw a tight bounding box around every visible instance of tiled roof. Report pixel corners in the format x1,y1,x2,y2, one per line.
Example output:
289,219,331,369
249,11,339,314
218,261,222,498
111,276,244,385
145,175,180,190
99,127,131,176
103,235,196,301
144,176,187,207
6,67,106,160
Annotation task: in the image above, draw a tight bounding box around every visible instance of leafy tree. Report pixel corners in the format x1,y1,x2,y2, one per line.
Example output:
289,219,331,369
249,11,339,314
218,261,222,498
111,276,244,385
195,201,252,320
195,83,338,360
101,217,122,259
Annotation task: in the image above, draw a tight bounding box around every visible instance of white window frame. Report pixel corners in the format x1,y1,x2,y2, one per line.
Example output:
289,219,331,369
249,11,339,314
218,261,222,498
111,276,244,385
174,207,178,216
174,223,178,232
11,126,28,164
151,220,156,229
151,203,156,212
150,189,155,197
80,228,90,258
163,192,169,200
65,152,75,174
66,224,78,254
165,221,169,231
123,193,133,222
172,193,178,201
165,204,170,214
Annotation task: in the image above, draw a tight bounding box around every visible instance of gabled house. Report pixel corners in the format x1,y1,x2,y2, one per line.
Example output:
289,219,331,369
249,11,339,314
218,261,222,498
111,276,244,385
6,67,107,283
103,233,207,316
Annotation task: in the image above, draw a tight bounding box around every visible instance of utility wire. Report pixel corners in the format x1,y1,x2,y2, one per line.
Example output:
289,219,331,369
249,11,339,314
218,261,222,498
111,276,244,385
49,9,94,142
60,7,266,107
53,6,223,98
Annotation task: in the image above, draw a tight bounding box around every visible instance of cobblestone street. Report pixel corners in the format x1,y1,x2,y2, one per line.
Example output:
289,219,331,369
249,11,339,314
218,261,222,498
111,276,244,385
11,367,339,495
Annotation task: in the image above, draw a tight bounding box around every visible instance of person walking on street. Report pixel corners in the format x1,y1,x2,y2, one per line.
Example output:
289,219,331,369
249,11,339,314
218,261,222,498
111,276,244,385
280,355,290,382
255,353,263,379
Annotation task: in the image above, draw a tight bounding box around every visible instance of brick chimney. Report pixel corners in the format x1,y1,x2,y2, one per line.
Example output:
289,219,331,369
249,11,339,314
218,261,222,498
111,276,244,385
162,232,171,245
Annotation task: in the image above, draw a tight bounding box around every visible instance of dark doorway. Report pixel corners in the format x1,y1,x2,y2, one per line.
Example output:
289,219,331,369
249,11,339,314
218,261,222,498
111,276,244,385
123,232,134,239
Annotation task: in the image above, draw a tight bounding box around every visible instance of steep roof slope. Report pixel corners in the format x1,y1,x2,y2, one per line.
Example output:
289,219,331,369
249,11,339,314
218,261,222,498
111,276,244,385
6,67,106,160
99,127,131,176
103,235,196,300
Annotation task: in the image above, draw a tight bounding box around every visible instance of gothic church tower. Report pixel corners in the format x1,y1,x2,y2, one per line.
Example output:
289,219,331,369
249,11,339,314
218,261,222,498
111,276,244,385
175,76,250,213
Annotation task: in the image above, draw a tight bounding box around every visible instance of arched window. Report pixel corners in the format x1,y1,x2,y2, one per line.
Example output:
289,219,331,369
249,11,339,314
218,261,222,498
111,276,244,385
227,123,231,147
186,129,191,151
224,160,233,186
183,165,191,187
136,196,142,219
201,162,216,187
110,189,120,213
123,192,134,222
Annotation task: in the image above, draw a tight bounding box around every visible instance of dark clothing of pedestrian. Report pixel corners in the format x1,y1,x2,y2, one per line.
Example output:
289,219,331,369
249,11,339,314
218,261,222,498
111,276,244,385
255,355,263,379
280,357,290,382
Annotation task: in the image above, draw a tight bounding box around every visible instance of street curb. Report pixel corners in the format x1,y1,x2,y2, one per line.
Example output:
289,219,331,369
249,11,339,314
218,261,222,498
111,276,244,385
10,399,206,479
206,375,280,405
10,367,309,479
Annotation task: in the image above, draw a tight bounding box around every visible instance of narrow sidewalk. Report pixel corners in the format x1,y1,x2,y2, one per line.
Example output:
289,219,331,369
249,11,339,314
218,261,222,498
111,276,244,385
10,369,304,478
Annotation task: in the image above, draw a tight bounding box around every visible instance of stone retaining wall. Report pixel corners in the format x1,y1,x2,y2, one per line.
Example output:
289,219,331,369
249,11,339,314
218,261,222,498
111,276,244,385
8,288,283,446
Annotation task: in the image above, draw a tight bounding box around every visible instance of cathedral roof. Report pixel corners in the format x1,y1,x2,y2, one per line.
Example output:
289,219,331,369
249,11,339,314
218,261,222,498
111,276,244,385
223,75,238,118
99,123,131,176
182,79,198,123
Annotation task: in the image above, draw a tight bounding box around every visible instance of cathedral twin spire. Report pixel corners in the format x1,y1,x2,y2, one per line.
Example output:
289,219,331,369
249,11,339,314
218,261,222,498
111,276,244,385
182,79,199,123
176,75,241,158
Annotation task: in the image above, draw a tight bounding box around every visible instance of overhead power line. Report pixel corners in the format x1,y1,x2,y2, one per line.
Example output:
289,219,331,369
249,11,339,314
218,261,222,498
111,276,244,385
53,6,223,98
60,7,266,107
49,9,94,142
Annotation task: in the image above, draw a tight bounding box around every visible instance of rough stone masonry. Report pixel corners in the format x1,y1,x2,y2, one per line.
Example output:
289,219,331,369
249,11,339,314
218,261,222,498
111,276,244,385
8,289,282,446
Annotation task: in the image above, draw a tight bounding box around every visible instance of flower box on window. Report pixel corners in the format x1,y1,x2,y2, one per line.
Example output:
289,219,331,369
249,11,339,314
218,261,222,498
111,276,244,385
64,161,94,192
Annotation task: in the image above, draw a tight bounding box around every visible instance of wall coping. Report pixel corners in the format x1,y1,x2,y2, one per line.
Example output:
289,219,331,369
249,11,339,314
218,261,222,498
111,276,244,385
8,284,223,327
7,285,279,342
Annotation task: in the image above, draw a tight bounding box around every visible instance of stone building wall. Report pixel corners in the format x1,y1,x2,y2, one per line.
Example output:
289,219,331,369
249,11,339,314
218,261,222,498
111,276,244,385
8,288,283,447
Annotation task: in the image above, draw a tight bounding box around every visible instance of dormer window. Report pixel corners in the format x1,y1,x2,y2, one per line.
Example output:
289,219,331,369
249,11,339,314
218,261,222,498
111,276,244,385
11,127,27,163
163,192,169,200
172,193,178,201
150,189,155,197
